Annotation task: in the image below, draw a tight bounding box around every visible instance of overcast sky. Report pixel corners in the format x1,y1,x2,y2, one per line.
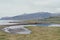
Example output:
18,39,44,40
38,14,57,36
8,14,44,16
0,0,60,18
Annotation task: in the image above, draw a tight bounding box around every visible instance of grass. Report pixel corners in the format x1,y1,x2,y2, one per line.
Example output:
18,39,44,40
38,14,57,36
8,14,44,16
0,26,60,40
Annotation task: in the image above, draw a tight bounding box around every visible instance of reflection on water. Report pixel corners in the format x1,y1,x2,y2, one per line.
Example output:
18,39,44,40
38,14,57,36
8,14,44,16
0,20,51,26
0,20,21,25
35,24,51,26
48,24,60,27
0,20,60,27
0,20,19,23
2,25,31,34
1,20,60,34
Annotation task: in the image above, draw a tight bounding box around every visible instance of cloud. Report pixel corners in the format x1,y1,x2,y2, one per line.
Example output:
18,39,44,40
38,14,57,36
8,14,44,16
0,0,60,17
29,0,60,13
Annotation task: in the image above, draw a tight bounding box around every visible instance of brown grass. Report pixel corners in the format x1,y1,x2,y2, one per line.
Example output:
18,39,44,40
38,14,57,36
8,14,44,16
0,26,60,40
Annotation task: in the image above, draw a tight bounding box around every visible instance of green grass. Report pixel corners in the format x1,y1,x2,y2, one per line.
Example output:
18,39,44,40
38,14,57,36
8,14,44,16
0,26,60,40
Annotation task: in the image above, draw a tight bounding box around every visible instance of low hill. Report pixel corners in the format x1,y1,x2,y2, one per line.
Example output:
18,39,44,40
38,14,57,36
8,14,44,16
0,12,51,20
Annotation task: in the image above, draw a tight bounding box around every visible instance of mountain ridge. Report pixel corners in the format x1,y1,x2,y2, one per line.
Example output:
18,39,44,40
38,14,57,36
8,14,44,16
0,12,59,20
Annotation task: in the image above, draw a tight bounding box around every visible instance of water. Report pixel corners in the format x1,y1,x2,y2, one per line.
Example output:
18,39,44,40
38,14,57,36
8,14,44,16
34,24,51,26
0,20,20,25
0,20,20,23
2,25,32,34
0,20,50,26
0,20,60,27
1,20,60,34
48,24,60,27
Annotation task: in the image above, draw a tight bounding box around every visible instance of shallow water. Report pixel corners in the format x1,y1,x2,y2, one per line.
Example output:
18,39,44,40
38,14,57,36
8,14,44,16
0,20,19,23
2,25,31,34
0,20,20,25
48,24,60,27
0,20,50,26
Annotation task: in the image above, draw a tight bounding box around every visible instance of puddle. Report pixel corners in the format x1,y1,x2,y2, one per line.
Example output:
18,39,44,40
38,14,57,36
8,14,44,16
2,25,31,34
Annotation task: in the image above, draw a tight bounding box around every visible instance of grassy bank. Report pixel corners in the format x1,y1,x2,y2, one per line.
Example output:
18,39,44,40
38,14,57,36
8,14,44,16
0,26,60,40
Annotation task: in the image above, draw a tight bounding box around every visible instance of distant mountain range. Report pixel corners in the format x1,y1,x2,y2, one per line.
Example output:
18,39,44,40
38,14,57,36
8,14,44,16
0,12,60,20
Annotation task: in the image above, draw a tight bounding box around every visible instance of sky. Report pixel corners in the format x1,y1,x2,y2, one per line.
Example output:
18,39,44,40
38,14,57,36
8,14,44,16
0,0,60,18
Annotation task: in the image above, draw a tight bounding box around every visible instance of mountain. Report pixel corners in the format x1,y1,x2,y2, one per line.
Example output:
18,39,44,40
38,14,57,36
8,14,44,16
0,12,51,20
51,13,60,17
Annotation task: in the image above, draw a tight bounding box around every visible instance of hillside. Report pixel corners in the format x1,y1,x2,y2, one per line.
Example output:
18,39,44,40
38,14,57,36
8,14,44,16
0,12,51,20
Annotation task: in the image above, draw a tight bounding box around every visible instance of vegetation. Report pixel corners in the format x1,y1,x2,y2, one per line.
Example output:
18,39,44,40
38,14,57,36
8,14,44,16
23,16,60,24
0,26,60,40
